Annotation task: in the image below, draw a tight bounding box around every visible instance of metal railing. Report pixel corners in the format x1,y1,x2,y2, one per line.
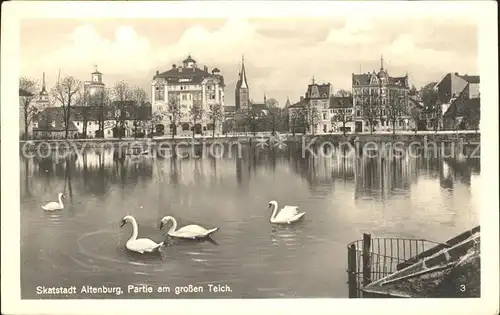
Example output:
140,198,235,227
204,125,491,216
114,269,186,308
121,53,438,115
347,233,442,298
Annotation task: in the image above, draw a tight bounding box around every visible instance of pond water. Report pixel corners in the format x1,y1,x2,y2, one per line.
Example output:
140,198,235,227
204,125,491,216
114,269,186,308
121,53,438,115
20,143,480,298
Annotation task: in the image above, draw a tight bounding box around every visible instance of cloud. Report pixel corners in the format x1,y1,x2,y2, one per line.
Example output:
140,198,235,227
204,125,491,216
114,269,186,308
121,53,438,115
34,24,153,76
20,18,478,106
325,19,378,45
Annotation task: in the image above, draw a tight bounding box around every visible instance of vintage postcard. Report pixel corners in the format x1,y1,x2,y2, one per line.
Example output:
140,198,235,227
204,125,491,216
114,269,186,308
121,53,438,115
1,1,498,315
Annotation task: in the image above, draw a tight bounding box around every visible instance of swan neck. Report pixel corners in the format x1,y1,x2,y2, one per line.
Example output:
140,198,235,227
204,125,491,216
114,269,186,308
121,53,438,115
271,203,279,220
129,218,139,241
168,218,177,234
58,195,64,206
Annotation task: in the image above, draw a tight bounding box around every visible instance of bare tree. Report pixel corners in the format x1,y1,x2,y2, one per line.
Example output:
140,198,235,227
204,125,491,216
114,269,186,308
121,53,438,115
265,98,281,135
75,89,92,138
386,89,405,134
336,89,352,97
304,101,321,135
167,95,181,138
290,108,306,136
463,106,480,133
151,106,167,137
91,88,112,138
420,82,439,132
50,76,82,139
361,89,377,134
189,105,203,137
19,77,39,140
111,81,132,139
409,105,421,134
331,101,352,136
209,103,224,138
244,106,260,136
131,86,148,138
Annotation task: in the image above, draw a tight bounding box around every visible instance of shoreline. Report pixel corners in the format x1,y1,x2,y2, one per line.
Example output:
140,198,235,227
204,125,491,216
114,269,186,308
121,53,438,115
19,131,480,146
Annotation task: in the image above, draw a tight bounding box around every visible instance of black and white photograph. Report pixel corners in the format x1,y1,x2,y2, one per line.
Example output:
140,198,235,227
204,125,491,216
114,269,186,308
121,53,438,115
1,1,498,315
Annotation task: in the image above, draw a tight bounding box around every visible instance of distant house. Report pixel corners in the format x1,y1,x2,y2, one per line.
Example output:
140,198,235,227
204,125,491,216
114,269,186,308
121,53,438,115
33,107,79,139
443,86,480,130
33,102,153,139
429,73,480,130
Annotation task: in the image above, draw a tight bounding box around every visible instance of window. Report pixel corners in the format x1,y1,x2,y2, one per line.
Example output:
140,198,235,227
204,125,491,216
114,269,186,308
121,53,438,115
76,122,80,126
323,113,327,120
182,94,187,100
157,106,163,112
155,86,165,100
108,130,111,134
356,110,361,117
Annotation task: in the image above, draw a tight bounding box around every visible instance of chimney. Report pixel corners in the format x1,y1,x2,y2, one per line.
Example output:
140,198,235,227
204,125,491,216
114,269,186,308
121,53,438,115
300,96,304,101
156,70,159,76
178,67,182,73
204,65,208,72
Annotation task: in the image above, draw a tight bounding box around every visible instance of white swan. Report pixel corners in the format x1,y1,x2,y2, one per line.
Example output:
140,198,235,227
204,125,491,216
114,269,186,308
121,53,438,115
159,216,219,239
268,200,306,224
41,193,65,211
120,215,163,254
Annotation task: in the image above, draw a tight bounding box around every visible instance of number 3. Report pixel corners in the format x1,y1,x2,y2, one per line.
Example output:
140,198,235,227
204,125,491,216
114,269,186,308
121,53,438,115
460,284,466,292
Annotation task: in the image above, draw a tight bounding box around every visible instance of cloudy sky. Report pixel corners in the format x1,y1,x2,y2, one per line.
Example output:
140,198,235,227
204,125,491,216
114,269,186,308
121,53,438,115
20,17,478,107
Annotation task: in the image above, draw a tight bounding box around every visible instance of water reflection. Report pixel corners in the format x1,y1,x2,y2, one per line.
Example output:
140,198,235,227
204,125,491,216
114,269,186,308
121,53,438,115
20,143,480,298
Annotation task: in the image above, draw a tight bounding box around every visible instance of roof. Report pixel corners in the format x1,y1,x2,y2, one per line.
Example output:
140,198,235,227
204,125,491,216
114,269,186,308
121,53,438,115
408,96,424,108
251,102,267,110
19,88,33,97
284,98,291,109
236,60,249,90
306,83,330,99
154,66,212,85
458,74,480,84
329,96,353,109
352,72,409,88
444,98,480,117
183,55,196,63
34,107,78,132
289,100,306,109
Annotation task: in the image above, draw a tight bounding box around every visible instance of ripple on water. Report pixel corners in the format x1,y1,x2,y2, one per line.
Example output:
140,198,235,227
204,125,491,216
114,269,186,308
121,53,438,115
72,229,179,276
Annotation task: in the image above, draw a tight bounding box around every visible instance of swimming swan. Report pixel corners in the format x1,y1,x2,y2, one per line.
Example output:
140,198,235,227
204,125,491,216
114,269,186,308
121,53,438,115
268,200,306,224
41,193,65,211
159,216,219,239
120,215,163,254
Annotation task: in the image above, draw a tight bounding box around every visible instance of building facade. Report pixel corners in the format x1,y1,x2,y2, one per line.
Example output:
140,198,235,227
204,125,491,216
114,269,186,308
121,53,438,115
151,55,225,136
352,56,410,132
235,56,249,111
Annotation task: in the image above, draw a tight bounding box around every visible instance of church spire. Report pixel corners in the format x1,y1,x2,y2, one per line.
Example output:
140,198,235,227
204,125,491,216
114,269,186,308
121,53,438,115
239,54,248,89
41,72,47,93
380,54,384,70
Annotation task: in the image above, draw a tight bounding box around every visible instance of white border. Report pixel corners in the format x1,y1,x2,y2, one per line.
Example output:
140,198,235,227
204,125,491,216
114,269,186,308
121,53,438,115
1,2,498,315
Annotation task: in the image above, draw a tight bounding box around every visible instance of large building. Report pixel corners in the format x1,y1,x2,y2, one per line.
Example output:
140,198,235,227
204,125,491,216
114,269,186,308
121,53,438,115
352,56,410,132
235,56,249,111
151,55,225,136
